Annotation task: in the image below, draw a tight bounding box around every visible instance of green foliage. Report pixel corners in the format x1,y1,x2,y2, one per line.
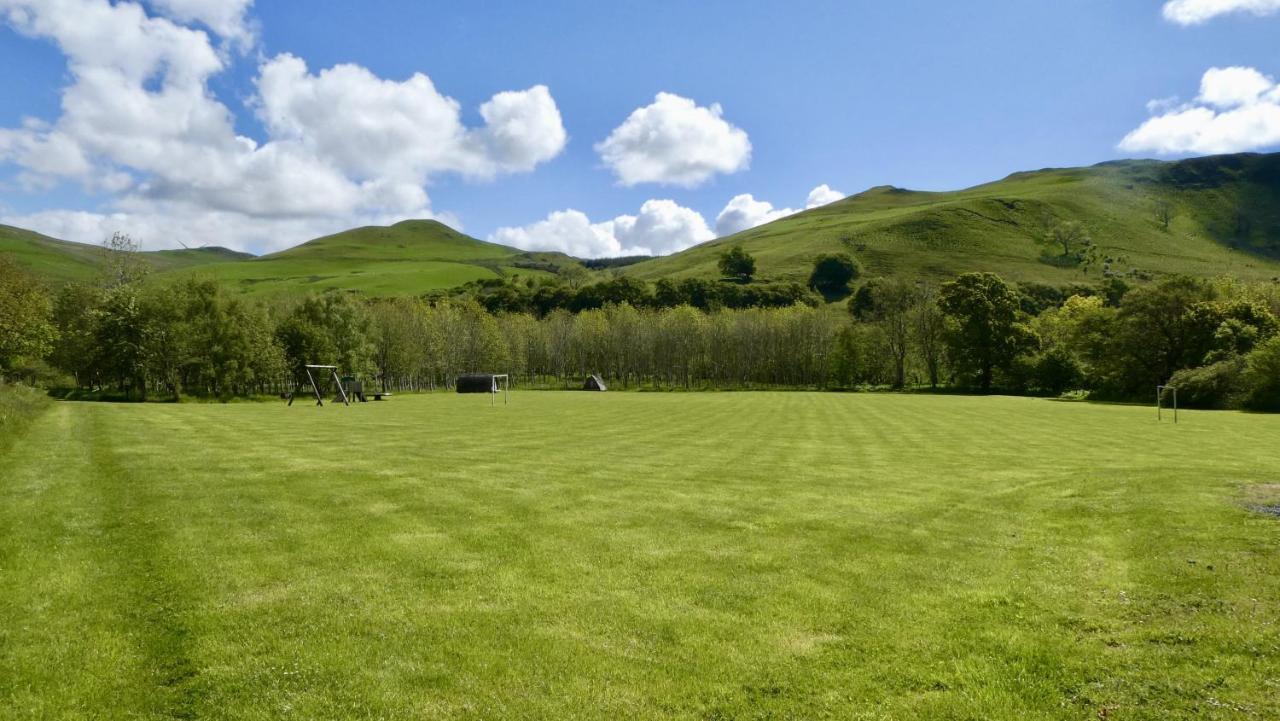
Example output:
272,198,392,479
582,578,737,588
1240,335,1280,411
1167,358,1247,409
808,253,861,299
276,293,373,380
1103,276,1218,393
717,244,756,282
939,273,1034,390
1035,219,1094,266
0,256,56,375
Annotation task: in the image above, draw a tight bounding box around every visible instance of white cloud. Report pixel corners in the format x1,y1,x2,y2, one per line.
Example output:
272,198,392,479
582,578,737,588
595,92,751,187
1197,66,1275,107
490,199,714,258
805,183,845,208
148,0,255,46
714,184,844,236
256,55,565,183
715,194,796,236
1119,66,1280,155
0,0,567,253
1162,0,1280,25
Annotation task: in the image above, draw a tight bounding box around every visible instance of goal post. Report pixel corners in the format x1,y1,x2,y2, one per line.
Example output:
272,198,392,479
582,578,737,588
491,374,509,406
1156,384,1177,424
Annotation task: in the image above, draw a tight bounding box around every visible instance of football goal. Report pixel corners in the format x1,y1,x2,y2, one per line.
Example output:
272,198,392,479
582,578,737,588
287,365,349,407
1156,384,1178,423
455,373,510,406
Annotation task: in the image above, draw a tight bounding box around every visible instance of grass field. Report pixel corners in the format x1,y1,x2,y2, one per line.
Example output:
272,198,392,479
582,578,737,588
2,393,1279,719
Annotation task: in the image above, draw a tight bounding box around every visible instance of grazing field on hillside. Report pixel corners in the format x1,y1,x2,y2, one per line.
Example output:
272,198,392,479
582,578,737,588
626,154,1280,286
2,393,1278,719
152,220,562,297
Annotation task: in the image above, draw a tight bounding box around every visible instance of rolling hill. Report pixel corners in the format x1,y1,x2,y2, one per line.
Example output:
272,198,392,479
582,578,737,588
2,220,572,297
0,224,252,284
150,220,570,297
4,152,1280,296
625,152,1280,286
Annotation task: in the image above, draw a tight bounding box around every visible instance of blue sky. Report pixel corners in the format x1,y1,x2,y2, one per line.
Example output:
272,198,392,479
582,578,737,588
1,0,1278,255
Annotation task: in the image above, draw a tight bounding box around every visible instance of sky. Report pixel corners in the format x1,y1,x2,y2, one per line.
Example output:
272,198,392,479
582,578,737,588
0,0,1278,257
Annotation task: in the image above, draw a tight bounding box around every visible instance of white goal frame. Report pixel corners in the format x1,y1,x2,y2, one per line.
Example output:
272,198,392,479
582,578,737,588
1156,384,1177,424
491,374,509,406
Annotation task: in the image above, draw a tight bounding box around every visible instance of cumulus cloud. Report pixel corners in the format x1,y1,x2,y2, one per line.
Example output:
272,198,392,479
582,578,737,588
1118,66,1280,155
805,183,845,208
715,194,796,236
490,199,714,258
595,93,751,187
1162,0,1280,24
256,55,565,182
0,0,567,252
713,184,844,236
148,0,256,45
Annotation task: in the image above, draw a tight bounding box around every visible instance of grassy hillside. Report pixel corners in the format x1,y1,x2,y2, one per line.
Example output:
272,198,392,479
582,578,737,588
1,220,570,297
627,152,1280,286
0,224,249,284
153,220,567,297
7,153,1280,296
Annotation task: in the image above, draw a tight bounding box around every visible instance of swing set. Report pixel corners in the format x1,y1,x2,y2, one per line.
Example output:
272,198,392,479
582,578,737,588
286,365,349,406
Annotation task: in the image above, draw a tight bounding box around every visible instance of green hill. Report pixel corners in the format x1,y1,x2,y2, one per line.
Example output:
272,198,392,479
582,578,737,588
0,224,250,284
2,220,570,297
6,153,1280,296
625,152,1280,286
155,220,568,297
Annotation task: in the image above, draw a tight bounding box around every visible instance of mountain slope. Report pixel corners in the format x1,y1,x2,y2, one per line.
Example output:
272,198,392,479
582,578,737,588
2,220,570,296
0,224,250,284
152,220,568,297
625,152,1280,285
6,153,1280,296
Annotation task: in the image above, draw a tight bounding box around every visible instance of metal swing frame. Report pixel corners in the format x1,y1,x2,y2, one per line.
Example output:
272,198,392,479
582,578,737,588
287,364,349,407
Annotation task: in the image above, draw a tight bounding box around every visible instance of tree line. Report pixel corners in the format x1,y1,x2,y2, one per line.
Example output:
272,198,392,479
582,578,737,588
2,236,1278,410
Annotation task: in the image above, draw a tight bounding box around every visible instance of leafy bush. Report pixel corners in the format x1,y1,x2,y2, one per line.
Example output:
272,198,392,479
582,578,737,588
1166,359,1246,410
1240,336,1280,411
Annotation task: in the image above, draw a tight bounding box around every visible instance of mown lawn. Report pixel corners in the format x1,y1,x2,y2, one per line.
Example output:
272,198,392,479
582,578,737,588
1,393,1278,720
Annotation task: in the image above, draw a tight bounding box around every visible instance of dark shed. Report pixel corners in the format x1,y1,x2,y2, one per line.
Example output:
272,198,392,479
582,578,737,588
456,374,497,393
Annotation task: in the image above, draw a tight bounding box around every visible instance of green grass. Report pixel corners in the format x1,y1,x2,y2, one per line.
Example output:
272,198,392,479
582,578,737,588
2,392,1278,719
151,220,565,298
626,152,1280,286
0,224,251,285
10,153,1280,297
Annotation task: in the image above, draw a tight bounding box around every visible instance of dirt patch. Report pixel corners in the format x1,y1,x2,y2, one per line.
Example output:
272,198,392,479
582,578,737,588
1243,484,1280,518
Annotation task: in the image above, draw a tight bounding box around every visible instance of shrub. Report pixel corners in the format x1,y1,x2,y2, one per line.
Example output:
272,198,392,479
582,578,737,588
1032,348,1083,396
1166,359,1246,410
1239,336,1280,411
808,253,861,299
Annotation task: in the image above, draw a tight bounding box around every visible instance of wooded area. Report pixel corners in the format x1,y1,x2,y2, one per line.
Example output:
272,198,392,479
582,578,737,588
2,239,1278,410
